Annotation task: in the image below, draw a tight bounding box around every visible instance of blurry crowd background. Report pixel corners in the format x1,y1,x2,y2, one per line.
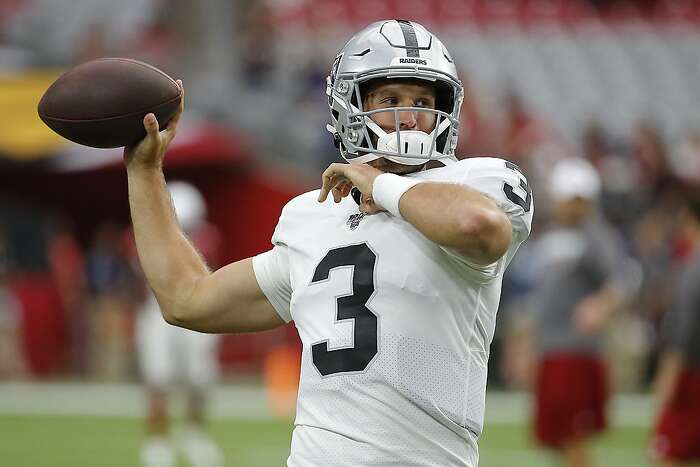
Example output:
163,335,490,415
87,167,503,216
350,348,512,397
1,0,700,394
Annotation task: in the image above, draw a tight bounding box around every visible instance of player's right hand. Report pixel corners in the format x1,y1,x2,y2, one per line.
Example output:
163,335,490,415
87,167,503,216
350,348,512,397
124,80,184,170
318,162,383,214
573,295,607,335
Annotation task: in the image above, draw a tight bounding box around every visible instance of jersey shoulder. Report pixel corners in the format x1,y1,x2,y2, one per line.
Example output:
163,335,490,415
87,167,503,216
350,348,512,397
416,157,533,238
280,190,324,216
272,189,336,245
416,156,526,182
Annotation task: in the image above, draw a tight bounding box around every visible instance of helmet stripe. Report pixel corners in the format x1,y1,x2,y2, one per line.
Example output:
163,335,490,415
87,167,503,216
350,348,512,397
397,20,419,58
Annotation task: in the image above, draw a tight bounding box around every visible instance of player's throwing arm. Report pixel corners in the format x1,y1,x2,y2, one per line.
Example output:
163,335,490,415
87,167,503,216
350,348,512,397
124,83,285,334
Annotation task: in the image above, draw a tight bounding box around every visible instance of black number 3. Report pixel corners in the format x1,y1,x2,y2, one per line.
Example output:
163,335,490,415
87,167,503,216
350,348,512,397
311,243,378,376
503,161,532,213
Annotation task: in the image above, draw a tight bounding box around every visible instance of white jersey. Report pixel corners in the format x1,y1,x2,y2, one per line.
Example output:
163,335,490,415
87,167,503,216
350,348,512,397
253,157,533,466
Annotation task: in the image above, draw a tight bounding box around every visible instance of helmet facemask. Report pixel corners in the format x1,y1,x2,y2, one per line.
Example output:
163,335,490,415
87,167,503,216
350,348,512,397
328,71,462,166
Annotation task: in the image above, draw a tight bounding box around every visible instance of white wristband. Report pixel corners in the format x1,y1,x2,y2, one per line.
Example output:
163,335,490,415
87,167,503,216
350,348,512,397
372,173,423,218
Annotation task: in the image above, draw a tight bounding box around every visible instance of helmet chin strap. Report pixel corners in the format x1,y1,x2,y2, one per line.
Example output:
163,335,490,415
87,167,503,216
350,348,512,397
377,131,436,165
365,116,451,165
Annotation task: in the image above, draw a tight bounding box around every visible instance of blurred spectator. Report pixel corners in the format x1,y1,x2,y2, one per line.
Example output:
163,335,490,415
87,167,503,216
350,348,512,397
631,183,687,385
48,217,88,375
651,196,700,465
0,203,70,377
582,121,610,171
581,120,641,233
0,227,26,378
295,57,339,170
526,158,636,467
238,0,277,89
500,89,550,169
85,222,137,381
456,71,501,158
668,129,700,187
630,119,672,200
134,182,224,467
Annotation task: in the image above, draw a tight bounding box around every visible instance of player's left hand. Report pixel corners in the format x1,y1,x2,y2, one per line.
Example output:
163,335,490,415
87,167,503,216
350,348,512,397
318,163,383,214
574,296,608,335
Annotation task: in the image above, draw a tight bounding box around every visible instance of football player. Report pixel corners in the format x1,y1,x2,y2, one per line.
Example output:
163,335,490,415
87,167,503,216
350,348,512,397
529,158,632,467
651,197,700,466
136,182,224,467
124,20,533,466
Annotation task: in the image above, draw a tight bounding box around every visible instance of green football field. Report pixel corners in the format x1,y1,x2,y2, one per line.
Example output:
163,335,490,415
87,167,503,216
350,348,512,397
0,383,656,467
0,415,653,467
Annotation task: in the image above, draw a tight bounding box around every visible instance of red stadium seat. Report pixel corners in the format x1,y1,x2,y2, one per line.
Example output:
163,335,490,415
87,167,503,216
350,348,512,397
653,0,700,23
347,0,395,28
435,0,480,26
392,0,439,26
475,0,521,25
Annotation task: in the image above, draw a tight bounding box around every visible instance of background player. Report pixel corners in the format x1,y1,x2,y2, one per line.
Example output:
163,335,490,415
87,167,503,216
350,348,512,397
0,228,26,378
124,20,532,466
528,157,633,467
651,196,700,466
135,181,224,467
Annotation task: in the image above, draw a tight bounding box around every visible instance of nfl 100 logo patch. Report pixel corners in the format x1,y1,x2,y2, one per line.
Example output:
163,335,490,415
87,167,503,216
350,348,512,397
346,213,367,230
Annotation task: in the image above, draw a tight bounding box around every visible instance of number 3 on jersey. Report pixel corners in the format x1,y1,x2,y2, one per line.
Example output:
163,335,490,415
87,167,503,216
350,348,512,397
311,243,378,376
503,161,531,213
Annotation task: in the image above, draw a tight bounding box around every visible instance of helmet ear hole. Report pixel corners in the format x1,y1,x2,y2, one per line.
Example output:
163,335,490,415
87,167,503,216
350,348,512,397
365,124,378,148
435,81,454,113
436,132,447,154
351,86,362,109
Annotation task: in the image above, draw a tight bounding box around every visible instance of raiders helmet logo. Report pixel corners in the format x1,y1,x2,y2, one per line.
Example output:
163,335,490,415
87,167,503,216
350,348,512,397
390,57,431,67
399,58,427,65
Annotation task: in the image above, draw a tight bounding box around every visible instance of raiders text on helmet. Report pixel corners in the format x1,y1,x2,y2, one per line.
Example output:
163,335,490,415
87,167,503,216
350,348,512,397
326,20,464,165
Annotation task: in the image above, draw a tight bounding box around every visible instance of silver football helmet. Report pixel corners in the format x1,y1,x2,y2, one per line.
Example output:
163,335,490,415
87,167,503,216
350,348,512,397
327,20,463,165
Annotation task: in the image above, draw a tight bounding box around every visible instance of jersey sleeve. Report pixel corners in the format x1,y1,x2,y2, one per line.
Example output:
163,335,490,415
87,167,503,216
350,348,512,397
252,245,293,323
457,159,534,242
666,264,700,356
252,208,294,323
427,158,534,280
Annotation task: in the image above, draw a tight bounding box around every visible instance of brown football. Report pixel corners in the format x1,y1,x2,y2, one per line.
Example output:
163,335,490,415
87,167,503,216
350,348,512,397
38,58,181,148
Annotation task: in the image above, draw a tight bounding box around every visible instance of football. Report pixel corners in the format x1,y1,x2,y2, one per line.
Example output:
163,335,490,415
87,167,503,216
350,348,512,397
37,58,181,148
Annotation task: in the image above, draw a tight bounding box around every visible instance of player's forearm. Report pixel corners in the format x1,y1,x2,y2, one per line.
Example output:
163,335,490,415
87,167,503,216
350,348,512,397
399,182,512,264
127,166,210,320
653,351,683,406
593,284,626,319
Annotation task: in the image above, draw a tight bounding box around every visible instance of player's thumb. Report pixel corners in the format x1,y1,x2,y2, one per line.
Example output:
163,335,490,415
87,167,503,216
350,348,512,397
144,113,160,138
123,114,162,167
141,113,163,154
